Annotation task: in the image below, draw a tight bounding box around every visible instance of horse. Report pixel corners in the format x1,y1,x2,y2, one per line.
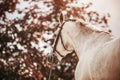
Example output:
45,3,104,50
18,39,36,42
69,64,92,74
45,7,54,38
53,16,120,80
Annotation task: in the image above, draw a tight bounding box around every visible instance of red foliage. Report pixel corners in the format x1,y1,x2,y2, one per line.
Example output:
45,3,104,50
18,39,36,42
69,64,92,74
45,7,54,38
0,0,110,80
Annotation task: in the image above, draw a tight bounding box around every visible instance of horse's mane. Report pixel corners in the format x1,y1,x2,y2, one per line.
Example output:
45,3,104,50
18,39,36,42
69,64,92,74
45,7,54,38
73,18,111,35
76,19,101,31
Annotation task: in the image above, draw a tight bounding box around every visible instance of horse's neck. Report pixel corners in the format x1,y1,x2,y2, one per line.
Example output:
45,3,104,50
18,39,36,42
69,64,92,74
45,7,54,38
71,31,112,58
63,20,113,58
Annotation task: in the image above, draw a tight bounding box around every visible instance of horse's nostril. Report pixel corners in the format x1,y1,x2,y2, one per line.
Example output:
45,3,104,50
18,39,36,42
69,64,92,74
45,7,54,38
43,46,47,48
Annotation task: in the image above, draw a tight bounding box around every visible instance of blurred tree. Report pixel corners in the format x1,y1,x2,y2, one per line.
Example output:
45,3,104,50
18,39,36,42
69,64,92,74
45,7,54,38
0,0,110,80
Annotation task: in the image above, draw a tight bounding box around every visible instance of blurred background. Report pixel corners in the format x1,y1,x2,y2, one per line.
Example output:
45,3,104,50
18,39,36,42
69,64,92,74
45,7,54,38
80,0,120,36
0,0,119,80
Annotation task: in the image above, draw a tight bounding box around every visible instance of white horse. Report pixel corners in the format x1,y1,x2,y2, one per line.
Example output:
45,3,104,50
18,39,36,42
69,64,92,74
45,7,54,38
54,17,120,80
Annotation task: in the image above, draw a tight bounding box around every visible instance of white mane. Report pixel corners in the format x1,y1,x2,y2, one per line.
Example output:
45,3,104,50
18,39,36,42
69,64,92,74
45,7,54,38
75,19,105,32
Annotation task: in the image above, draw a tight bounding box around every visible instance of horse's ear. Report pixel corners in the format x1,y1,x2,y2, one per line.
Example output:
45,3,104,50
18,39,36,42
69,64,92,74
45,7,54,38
59,13,64,23
58,12,66,25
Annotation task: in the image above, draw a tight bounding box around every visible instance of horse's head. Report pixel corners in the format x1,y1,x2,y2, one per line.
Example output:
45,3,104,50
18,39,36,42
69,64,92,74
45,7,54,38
53,13,97,61
53,15,79,61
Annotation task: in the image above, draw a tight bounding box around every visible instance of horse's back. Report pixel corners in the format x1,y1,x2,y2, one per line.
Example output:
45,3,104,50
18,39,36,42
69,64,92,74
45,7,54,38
96,37,120,80
104,37,120,78
103,37,120,54
92,37,120,80
75,37,120,80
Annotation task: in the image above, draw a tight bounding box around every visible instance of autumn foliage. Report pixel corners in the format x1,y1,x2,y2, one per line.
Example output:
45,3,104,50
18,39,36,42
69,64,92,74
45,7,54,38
0,0,110,80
